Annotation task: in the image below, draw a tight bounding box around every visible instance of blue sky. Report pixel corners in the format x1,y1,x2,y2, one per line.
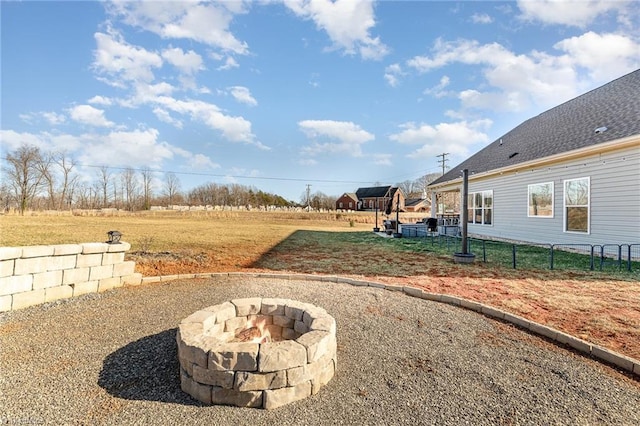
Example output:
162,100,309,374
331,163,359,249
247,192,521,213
2,1,639,202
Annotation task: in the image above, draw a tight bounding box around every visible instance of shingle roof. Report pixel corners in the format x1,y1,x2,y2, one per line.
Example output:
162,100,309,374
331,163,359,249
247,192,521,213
430,69,640,186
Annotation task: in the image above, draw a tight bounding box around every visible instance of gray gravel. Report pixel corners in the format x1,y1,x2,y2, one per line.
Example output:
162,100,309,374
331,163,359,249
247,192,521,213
1,275,639,425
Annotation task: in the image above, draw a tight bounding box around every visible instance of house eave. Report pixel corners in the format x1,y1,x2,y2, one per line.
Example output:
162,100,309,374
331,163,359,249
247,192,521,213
428,134,640,191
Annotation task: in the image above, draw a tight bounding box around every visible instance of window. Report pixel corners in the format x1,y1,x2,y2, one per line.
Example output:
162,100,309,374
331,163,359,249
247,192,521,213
564,177,590,233
348,201,353,209
467,190,493,225
339,202,344,208
369,200,373,209
528,182,554,217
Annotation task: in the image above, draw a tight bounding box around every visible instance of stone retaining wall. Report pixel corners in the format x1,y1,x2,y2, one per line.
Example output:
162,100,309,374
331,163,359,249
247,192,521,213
0,242,142,312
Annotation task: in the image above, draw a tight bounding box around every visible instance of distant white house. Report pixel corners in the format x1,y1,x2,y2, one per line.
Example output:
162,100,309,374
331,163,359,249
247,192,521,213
428,69,640,247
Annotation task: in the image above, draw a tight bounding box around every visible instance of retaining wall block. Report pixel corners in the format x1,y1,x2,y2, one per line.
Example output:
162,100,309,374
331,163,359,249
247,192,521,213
102,252,125,265
32,270,63,290
72,281,99,297
0,247,22,261
0,260,14,278
45,285,73,303
98,277,122,292
76,254,102,268
113,261,136,277
14,257,49,275
81,242,110,254
21,246,55,258
0,275,34,296
122,273,143,286
52,244,82,256
62,268,90,285
47,255,77,271
0,295,12,312
12,289,45,310
107,242,131,252
89,264,114,281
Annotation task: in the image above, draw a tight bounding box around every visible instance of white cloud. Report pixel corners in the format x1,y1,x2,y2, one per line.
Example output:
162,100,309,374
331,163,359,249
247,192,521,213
554,32,640,81
41,111,66,125
161,46,204,74
153,108,183,128
93,29,162,85
78,128,174,168
384,63,404,87
424,75,451,98
217,56,239,71
68,105,115,128
88,95,113,106
284,0,389,60
471,13,493,24
405,32,639,113
154,96,267,149
228,86,258,106
298,119,375,157
105,1,249,54
190,153,220,170
517,0,629,28
389,120,492,158
19,112,66,126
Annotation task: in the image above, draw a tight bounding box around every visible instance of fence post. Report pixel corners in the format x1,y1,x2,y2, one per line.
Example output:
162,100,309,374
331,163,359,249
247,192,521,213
591,245,595,271
628,244,632,272
550,245,554,270
512,245,517,269
618,245,622,270
482,240,486,263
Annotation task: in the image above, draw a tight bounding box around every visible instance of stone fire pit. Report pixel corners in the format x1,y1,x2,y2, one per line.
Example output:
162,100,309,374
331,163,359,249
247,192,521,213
176,297,337,409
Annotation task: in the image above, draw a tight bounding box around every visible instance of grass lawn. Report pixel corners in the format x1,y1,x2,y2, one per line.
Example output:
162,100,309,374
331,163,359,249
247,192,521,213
1,210,639,361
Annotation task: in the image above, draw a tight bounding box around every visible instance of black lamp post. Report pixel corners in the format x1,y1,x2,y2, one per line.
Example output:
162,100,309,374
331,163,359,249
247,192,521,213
453,169,475,263
373,197,380,232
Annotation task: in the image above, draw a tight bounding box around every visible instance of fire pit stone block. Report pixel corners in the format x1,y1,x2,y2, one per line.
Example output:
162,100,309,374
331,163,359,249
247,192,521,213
177,297,337,409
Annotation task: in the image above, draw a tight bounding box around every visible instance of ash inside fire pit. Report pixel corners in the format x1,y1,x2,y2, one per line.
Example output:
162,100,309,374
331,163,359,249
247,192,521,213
176,297,337,409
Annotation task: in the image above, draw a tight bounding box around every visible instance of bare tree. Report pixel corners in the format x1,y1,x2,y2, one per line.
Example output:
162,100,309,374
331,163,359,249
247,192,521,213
3,145,45,215
121,167,139,211
57,152,77,210
36,150,56,210
140,167,153,210
163,172,181,206
98,166,112,208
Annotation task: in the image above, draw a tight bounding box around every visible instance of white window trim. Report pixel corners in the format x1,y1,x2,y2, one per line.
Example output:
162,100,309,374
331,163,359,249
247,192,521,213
468,190,493,226
527,181,554,218
563,176,590,234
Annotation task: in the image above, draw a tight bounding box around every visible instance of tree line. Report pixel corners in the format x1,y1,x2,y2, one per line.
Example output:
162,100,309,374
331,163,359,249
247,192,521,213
0,144,301,214
1,144,442,215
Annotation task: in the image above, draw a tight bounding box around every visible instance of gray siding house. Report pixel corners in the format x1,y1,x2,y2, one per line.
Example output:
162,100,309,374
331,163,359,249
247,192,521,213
428,69,640,246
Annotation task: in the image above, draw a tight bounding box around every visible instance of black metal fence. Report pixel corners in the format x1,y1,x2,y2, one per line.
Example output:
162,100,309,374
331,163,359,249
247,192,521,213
420,234,640,273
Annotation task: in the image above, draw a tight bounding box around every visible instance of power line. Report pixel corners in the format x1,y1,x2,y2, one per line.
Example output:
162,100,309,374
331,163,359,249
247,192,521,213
76,163,376,185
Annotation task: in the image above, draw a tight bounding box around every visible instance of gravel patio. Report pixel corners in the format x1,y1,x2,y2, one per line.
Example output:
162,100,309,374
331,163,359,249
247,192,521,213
1,275,639,425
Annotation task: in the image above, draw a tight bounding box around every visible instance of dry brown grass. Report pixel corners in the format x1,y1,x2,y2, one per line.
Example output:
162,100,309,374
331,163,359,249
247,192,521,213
1,210,639,361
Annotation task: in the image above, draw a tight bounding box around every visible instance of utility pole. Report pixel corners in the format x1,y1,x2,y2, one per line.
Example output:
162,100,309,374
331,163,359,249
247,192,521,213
306,184,311,211
436,152,449,176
